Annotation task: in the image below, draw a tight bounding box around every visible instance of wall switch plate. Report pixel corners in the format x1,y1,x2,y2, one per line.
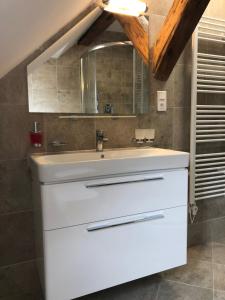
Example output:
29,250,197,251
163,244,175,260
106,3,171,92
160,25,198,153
157,91,167,112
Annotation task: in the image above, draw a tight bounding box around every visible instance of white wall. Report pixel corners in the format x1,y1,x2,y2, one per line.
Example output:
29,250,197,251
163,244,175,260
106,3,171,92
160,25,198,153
0,0,94,79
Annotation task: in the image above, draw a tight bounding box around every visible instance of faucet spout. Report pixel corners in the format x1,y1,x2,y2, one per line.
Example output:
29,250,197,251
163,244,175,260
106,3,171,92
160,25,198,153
96,130,108,152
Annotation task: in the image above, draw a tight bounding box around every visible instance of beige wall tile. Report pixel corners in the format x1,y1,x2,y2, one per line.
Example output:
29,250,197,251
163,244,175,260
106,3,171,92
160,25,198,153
0,212,35,267
95,118,138,149
214,264,225,291
31,89,58,113
0,160,32,215
214,290,225,300
0,65,28,105
31,65,56,90
57,66,77,90
44,115,95,152
172,107,190,151
0,105,29,160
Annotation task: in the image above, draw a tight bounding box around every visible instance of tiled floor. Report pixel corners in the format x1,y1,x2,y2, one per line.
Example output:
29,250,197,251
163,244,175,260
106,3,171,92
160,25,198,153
77,242,225,300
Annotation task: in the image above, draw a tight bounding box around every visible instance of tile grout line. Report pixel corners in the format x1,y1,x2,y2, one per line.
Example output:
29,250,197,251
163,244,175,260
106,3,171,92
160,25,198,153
0,291,43,299
0,258,37,270
212,241,215,300
213,241,225,246
0,209,33,217
163,279,213,291
215,287,225,293
0,158,29,162
187,255,212,264
154,281,161,300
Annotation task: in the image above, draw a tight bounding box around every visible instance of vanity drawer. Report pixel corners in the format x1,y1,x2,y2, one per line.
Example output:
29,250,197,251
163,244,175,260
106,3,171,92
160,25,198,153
41,169,188,230
44,206,187,300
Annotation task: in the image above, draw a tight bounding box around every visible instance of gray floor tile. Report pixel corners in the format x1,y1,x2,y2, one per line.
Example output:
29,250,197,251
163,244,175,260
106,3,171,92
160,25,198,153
0,261,41,297
213,244,225,265
188,221,212,247
157,281,213,300
162,259,213,289
214,264,225,291
194,197,225,223
211,218,225,245
77,276,160,300
188,243,212,262
0,293,43,300
214,290,225,300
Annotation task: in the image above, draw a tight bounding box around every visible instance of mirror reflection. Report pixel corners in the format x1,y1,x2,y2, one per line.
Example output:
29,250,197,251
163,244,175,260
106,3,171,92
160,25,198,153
28,24,149,115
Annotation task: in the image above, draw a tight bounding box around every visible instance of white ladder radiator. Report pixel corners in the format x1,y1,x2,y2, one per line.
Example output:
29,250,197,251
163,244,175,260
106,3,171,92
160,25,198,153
190,16,225,222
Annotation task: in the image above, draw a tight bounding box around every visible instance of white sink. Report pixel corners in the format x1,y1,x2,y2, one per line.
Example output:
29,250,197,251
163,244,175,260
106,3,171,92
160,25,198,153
31,147,189,183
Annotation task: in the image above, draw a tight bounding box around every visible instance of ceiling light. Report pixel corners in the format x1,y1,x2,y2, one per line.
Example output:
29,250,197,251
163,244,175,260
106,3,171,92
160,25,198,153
99,0,148,17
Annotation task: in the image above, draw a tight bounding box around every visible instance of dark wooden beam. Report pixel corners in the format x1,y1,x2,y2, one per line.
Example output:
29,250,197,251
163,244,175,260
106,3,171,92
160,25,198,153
78,11,115,45
152,0,210,80
114,15,149,65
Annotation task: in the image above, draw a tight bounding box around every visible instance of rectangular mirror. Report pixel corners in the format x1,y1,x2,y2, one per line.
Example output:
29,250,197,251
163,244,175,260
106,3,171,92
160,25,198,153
27,9,149,115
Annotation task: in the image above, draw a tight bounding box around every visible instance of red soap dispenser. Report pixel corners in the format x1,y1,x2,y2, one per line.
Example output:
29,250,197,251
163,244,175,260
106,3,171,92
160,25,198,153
30,122,43,148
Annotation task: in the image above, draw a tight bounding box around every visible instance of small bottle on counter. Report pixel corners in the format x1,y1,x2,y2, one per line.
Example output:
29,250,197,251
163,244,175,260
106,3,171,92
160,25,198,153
30,121,43,148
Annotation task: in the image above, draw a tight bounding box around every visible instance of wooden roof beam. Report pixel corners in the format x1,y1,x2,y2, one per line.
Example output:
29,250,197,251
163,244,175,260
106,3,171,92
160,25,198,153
152,0,211,81
78,10,149,65
114,14,149,65
78,11,115,45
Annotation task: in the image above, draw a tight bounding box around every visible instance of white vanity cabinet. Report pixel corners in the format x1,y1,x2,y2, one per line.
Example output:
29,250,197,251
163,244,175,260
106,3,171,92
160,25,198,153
31,148,189,300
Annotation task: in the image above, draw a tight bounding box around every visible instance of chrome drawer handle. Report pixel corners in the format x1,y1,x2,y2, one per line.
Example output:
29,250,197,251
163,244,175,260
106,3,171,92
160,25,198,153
87,213,165,232
86,176,164,189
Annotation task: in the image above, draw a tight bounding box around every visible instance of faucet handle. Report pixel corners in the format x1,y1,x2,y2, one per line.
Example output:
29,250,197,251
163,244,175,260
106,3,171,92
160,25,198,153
96,129,104,137
96,130,108,140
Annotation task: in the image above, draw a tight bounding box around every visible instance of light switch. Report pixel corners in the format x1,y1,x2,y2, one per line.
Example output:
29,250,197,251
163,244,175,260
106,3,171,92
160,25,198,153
157,91,167,112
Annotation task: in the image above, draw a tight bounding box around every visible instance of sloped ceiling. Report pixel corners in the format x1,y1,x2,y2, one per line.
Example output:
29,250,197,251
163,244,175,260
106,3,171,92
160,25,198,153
0,0,94,79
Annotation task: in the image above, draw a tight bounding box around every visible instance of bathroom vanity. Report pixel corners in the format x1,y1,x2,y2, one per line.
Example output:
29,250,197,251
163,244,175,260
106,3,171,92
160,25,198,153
31,147,189,300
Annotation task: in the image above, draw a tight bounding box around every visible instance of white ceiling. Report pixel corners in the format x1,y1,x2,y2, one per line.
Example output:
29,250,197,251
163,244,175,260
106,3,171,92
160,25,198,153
0,0,94,79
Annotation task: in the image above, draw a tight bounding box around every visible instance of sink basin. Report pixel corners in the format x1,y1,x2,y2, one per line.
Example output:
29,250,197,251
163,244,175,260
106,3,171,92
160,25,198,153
31,147,189,183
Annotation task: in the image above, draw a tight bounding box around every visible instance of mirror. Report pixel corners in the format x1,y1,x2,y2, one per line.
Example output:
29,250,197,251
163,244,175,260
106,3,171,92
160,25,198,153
27,14,149,115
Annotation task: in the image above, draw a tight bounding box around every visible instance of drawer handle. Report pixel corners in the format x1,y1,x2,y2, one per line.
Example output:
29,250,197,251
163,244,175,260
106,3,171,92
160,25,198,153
87,213,165,232
86,176,164,189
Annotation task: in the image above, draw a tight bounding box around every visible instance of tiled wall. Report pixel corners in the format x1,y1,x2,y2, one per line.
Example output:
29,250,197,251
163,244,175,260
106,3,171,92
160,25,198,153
28,52,83,113
148,0,191,151
0,0,225,299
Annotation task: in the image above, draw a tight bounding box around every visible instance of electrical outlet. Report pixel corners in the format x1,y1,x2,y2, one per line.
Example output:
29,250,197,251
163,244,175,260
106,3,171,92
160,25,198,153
157,91,167,112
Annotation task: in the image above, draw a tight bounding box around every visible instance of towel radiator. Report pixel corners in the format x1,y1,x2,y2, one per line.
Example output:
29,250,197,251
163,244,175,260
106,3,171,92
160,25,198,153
190,16,225,222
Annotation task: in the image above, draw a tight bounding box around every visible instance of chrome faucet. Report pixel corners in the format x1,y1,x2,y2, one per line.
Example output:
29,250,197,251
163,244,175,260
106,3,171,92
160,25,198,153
96,130,108,152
